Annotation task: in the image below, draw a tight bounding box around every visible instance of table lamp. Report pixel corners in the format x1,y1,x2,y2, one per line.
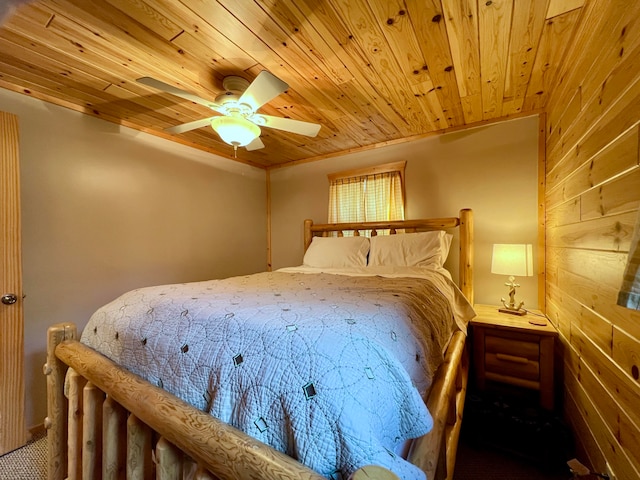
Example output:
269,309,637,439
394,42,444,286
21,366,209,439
491,244,533,315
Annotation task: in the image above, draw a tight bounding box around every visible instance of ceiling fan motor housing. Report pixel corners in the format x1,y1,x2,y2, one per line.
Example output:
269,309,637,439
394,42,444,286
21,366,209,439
215,76,254,117
221,75,250,94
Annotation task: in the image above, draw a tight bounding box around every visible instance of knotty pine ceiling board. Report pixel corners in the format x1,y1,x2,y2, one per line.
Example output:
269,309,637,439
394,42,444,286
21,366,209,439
478,0,513,119
502,0,549,116
0,0,592,169
441,0,482,124
407,0,466,127
524,8,582,112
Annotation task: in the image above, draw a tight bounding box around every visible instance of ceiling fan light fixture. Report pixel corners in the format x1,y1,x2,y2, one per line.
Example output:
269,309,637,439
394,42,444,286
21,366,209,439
210,116,261,147
139,71,321,155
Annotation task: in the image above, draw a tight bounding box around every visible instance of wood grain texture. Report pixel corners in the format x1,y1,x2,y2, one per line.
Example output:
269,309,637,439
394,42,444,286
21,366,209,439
546,0,585,19
102,397,127,480
503,0,549,116
45,323,77,480
545,0,640,476
0,0,586,168
0,111,26,455
82,382,104,480
471,305,557,409
546,126,638,207
459,208,474,306
127,414,153,480
478,0,513,119
66,369,85,480
155,437,183,480
442,0,481,124
538,115,547,310
523,9,581,112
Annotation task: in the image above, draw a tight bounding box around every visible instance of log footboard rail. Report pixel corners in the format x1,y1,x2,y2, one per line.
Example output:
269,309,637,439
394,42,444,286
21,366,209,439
45,323,467,480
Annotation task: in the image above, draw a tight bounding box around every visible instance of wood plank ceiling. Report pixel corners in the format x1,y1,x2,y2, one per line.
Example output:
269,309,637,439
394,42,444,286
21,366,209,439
0,0,586,169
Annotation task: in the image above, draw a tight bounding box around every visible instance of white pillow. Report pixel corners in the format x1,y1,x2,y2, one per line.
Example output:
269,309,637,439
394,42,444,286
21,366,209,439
368,231,453,267
303,236,370,268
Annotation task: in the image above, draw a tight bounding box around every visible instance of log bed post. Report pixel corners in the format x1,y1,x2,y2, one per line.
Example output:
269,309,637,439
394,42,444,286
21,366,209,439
155,437,183,479
103,396,127,479
83,382,104,478
67,369,86,480
44,323,76,480
304,219,313,252
459,208,474,305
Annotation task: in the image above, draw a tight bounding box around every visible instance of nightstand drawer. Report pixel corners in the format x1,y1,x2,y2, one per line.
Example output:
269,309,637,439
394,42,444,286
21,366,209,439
485,335,539,361
485,352,540,380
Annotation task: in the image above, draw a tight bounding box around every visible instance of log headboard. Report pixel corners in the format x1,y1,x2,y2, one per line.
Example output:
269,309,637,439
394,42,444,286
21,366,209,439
303,208,474,305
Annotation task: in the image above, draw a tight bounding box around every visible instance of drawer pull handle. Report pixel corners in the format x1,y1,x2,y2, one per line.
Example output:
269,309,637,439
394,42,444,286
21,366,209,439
495,353,529,364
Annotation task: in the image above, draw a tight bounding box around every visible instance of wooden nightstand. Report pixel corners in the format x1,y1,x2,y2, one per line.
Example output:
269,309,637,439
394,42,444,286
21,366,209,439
470,304,558,410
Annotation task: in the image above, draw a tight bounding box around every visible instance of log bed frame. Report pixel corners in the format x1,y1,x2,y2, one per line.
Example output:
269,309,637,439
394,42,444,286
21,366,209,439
45,208,473,480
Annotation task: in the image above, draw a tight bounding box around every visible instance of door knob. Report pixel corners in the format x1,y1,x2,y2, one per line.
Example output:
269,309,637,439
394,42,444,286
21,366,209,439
1,293,18,305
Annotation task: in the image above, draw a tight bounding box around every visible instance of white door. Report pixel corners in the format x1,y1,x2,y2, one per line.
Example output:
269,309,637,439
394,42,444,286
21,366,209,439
0,111,27,454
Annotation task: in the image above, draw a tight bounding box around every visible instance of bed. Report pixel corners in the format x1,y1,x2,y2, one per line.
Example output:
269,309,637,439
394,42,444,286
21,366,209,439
44,208,474,480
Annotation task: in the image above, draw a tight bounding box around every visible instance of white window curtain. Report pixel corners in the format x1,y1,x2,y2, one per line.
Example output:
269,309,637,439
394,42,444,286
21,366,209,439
328,170,404,226
328,175,366,224
617,211,640,310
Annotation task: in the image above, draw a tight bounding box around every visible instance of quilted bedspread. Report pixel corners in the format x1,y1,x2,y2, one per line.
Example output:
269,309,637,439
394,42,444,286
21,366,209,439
81,271,458,480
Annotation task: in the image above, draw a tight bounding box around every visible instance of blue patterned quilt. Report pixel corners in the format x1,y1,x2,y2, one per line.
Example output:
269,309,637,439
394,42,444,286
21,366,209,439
81,270,462,480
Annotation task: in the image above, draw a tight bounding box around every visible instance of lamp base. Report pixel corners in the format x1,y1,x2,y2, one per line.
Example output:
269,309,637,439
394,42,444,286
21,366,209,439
498,306,527,316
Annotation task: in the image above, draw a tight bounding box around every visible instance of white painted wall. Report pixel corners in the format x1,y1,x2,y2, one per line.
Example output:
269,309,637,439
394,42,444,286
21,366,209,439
0,88,267,429
270,115,540,310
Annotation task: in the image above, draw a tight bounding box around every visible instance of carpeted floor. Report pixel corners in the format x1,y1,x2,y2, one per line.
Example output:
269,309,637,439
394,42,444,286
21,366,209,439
0,430,47,480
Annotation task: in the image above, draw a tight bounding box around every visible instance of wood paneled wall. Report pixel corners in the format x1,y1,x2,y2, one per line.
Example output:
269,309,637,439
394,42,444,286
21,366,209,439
545,0,640,478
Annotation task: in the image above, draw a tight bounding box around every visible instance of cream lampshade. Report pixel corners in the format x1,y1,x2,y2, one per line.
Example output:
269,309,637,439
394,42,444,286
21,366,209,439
491,244,533,315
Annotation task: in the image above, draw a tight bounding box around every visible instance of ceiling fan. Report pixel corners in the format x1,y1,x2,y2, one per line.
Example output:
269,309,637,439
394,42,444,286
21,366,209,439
137,71,321,156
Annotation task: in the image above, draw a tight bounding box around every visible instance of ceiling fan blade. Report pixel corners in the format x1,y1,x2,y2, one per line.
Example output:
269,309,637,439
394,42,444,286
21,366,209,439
239,71,288,111
137,77,217,109
245,137,265,151
255,114,321,137
165,117,215,134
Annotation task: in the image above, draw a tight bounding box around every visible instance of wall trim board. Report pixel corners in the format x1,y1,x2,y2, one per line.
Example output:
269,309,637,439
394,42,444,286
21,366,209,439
538,114,547,311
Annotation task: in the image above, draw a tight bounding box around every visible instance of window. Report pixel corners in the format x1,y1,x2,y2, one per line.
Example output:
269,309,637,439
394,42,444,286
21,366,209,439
617,210,640,310
328,161,405,228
